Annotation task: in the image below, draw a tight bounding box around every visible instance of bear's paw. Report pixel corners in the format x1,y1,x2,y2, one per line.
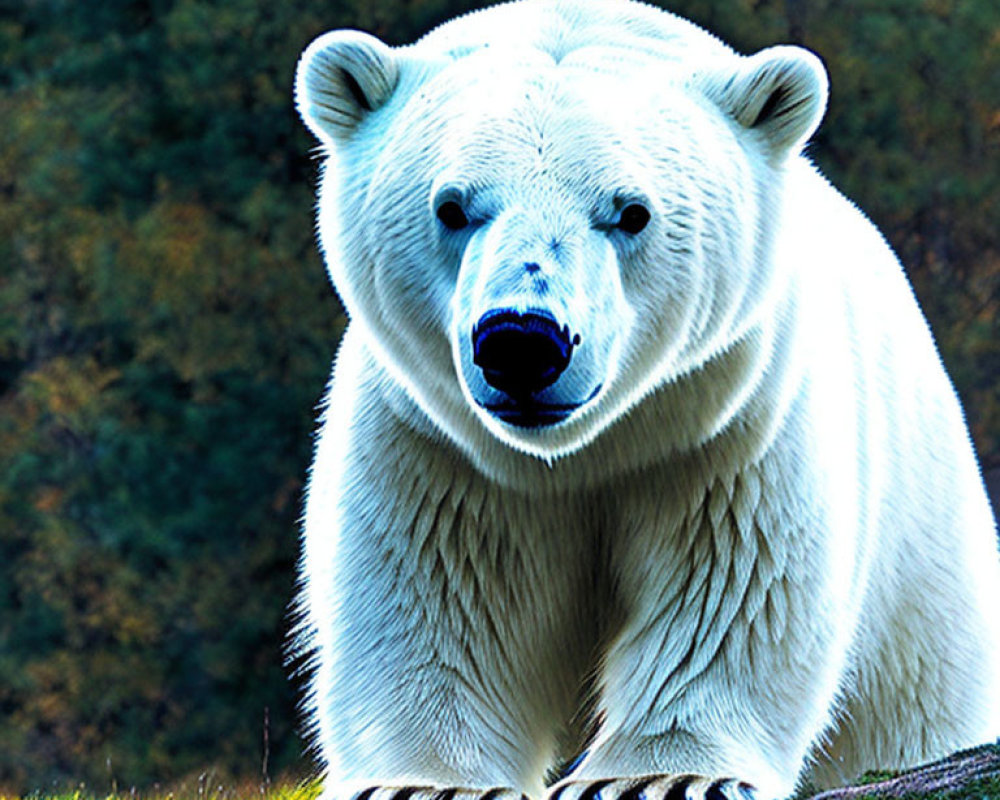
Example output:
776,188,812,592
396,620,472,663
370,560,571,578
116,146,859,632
547,775,756,800
344,786,529,800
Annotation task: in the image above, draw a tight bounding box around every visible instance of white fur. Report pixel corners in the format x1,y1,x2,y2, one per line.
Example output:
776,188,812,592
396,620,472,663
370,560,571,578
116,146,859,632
293,2,1000,799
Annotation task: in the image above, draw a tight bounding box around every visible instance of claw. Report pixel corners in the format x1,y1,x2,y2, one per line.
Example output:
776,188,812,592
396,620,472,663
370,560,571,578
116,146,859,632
578,779,615,800
617,777,658,800
657,775,696,800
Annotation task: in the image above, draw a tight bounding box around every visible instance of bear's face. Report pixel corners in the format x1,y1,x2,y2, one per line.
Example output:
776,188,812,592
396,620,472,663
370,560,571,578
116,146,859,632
297,18,826,462
436,66,756,440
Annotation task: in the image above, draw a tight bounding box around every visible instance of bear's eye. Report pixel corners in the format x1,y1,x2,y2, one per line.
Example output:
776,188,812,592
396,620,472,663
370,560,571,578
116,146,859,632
617,203,651,235
436,200,470,231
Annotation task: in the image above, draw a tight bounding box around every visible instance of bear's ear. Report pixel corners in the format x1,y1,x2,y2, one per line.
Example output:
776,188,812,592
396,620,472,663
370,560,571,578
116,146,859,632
295,30,400,145
705,45,828,158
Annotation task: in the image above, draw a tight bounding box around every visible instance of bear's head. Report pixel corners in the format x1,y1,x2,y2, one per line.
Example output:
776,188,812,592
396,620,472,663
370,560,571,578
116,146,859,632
296,2,827,466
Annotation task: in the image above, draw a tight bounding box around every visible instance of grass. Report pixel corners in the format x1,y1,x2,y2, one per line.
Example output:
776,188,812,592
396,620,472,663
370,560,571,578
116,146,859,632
3,777,323,800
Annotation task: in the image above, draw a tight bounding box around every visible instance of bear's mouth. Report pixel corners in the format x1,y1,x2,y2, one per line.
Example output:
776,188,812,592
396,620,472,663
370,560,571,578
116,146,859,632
478,384,602,428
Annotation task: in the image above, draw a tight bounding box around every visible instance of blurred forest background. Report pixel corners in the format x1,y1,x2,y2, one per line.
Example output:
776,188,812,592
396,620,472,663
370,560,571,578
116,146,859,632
1,0,998,794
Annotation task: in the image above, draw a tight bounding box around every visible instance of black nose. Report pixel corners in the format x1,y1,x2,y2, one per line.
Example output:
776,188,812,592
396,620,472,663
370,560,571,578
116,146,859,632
472,309,579,400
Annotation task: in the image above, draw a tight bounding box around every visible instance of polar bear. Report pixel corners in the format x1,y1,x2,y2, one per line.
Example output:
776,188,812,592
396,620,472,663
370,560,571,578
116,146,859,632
292,2,1000,800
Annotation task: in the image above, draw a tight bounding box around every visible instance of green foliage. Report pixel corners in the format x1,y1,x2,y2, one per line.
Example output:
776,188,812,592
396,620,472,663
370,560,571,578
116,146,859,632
0,0,343,791
1,777,323,800
1,0,997,795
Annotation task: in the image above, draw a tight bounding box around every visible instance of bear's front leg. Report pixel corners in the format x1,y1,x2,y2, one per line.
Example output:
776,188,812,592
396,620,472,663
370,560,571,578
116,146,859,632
543,467,852,800
307,450,548,800
303,346,599,800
